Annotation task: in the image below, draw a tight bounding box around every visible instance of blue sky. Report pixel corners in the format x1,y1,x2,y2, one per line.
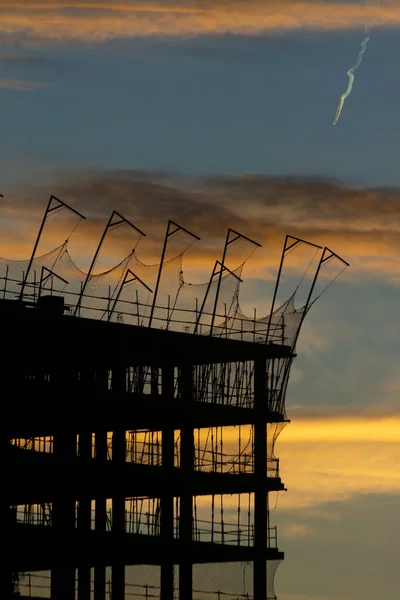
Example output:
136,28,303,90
0,4,399,186
1,2,399,600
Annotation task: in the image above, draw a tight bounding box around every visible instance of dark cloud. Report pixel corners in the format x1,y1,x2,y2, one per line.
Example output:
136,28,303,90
4,169,400,264
55,170,400,242
48,171,248,239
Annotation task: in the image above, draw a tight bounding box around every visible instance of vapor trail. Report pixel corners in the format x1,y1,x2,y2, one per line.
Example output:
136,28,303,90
333,26,370,126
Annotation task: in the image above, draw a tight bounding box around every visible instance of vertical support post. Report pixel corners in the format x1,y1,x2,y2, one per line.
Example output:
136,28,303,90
194,262,243,336
193,261,219,335
161,366,175,600
77,425,92,600
2,424,12,598
106,269,152,322
209,230,230,336
265,235,290,344
253,358,267,600
179,364,194,600
2,264,9,299
19,195,85,301
51,422,76,600
265,236,322,344
209,230,261,336
148,221,200,329
94,368,109,600
292,247,350,352
74,211,145,316
151,367,159,396
111,366,126,600
38,267,69,301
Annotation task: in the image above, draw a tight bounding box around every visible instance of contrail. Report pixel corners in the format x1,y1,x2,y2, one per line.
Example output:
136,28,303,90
333,26,370,126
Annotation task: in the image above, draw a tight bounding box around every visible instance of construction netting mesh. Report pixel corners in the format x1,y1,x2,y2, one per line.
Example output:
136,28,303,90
193,423,287,477
192,357,292,414
0,240,307,349
13,422,285,476
14,561,281,599
193,560,282,600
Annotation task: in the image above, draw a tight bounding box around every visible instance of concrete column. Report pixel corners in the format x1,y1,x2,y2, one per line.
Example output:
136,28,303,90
94,367,109,600
77,430,92,600
2,429,12,598
253,358,267,600
111,366,126,600
51,429,76,600
161,365,175,600
179,364,193,600
94,430,107,600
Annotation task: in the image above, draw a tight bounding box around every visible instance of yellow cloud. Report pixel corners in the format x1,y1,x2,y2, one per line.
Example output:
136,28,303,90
277,416,400,508
193,417,400,512
0,1,399,42
281,416,400,442
175,415,400,526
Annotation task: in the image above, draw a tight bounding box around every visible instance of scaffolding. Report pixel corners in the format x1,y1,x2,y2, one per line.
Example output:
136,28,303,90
4,197,349,600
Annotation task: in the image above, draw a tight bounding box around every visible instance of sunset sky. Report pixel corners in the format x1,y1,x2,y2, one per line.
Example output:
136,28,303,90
1,1,399,599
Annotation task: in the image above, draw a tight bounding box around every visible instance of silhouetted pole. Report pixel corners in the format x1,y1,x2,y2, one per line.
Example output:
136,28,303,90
253,357,267,600
266,235,322,344
74,211,145,316
193,261,242,335
179,364,194,600
38,266,68,299
209,229,261,336
106,268,152,322
94,368,109,600
161,366,175,600
51,367,77,600
111,366,127,600
77,371,93,600
148,221,200,328
20,195,85,301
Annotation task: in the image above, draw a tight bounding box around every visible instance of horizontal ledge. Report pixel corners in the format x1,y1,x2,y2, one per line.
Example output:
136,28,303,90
8,388,286,437
9,457,285,504
11,526,284,570
0,305,292,367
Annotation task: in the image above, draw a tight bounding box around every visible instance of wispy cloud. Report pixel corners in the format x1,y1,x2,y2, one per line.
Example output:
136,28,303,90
0,1,398,44
0,77,47,90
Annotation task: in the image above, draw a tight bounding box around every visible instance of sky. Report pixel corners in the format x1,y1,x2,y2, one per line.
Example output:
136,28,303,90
1,1,399,599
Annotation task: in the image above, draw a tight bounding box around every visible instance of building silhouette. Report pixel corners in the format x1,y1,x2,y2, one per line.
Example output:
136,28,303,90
5,197,348,599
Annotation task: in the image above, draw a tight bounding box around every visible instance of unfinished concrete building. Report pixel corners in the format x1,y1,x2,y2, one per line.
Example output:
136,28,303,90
5,197,348,599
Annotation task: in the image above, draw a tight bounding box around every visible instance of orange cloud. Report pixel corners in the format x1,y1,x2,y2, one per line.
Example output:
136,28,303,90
0,1,398,43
